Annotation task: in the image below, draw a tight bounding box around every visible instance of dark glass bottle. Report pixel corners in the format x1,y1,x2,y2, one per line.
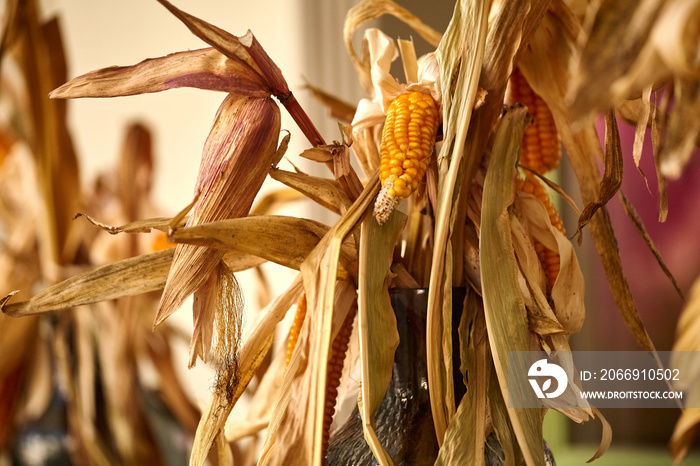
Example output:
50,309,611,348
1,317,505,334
326,288,555,466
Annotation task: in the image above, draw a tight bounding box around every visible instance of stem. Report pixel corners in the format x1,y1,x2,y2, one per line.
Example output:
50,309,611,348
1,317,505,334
241,31,326,148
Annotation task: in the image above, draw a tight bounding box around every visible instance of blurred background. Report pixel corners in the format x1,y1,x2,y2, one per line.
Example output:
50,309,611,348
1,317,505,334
2,0,699,464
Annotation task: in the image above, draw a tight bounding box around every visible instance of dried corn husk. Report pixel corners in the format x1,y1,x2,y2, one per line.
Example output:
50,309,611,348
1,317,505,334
426,0,490,442
435,290,488,466
356,210,405,465
158,94,281,365
259,175,379,466
670,276,700,463
517,7,657,354
480,105,544,466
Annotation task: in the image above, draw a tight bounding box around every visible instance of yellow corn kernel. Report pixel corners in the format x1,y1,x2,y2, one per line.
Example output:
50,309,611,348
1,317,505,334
374,91,439,224
516,175,564,290
534,240,561,291
516,175,564,234
285,293,307,370
322,304,357,460
508,68,561,175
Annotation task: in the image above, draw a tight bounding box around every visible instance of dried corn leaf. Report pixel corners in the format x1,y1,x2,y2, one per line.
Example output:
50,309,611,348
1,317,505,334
76,214,182,235
50,48,268,99
225,346,288,442
632,86,652,185
0,311,39,444
155,0,264,78
16,336,53,424
356,210,405,466
1,249,174,317
650,94,671,223
554,125,655,352
269,168,352,215
509,216,567,337
190,274,303,466
671,406,700,465
427,0,489,443
14,5,82,266
488,365,521,466
435,291,488,466
144,331,201,433
574,111,623,238
0,0,22,57
583,408,613,463
398,39,418,84
480,105,544,466
618,191,684,300
170,216,357,277
155,0,327,150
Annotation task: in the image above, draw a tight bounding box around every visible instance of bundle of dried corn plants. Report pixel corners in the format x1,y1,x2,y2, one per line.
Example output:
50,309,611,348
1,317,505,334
2,0,699,465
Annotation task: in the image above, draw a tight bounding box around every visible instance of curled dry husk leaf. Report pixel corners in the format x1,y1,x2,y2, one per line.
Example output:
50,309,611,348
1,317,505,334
344,0,442,96
2,249,173,317
170,215,357,278
514,191,585,335
49,48,269,99
269,168,353,215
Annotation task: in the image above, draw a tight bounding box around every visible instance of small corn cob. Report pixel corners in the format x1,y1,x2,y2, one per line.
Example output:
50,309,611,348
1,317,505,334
508,68,561,175
516,175,564,290
322,304,357,460
374,91,439,224
285,293,308,370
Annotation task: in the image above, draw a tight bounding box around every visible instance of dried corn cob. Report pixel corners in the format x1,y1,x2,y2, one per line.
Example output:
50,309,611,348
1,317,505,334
374,91,439,224
509,68,564,290
508,68,561,175
322,304,357,460
516,175,564,290
285,293,307,370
